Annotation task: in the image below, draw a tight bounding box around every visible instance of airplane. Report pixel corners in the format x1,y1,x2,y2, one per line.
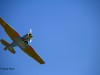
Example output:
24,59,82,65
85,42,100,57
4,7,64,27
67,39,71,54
0,18,45,64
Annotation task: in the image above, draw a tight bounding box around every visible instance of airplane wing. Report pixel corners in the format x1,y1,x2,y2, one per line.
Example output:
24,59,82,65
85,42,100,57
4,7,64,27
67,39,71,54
0,18,21,40
20,44,45,64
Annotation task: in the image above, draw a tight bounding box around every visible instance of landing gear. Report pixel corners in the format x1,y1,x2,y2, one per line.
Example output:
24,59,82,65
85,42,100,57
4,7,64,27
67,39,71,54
24,41,28,44
21,37,28,44
21,37,25,41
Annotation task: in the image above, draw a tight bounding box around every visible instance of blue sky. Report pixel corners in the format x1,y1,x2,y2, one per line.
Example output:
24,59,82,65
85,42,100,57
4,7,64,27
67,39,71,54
0,0,100,75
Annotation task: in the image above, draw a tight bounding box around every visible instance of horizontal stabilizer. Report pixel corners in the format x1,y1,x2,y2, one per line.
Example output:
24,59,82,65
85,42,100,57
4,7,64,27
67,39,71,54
8,47,16,54
0,39,16,54
0,39,9,46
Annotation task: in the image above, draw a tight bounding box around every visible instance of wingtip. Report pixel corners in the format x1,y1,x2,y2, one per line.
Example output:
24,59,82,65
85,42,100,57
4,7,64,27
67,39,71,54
0,17,3,22
0,17,3,19
40,61,45,64
0,39,2,42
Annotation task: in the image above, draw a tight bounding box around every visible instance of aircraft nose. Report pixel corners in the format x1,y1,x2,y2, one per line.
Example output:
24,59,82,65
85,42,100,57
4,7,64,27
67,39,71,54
29,33,31,36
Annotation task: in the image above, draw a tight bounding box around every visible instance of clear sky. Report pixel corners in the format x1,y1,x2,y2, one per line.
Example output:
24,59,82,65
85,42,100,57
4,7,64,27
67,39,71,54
0,0,100,75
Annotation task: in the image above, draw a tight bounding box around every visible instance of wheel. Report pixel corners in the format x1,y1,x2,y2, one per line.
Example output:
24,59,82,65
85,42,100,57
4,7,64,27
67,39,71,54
24,41,28,44
21,37,25,41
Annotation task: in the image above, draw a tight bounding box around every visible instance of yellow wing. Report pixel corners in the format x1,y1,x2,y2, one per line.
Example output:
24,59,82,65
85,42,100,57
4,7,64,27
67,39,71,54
0,18,20,40
22,45,45,64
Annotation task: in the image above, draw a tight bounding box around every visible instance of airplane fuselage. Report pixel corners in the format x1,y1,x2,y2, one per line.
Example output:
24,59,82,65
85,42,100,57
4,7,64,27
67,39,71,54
5,34,31,50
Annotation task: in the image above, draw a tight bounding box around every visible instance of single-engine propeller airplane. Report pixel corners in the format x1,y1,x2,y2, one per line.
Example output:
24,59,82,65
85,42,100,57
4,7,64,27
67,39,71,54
0,18,45,64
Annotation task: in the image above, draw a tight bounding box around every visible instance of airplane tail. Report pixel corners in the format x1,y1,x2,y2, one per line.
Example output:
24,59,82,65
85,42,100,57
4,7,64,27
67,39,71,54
0,39,16,54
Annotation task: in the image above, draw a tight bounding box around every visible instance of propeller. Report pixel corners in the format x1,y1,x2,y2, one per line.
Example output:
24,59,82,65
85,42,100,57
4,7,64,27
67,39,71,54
29,28,33,42
30,28,32,34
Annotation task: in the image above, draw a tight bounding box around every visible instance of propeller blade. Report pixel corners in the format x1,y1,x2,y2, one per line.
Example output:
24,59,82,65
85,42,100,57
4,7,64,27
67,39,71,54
30,38,32,42
29,28,33,42
30,28,32,34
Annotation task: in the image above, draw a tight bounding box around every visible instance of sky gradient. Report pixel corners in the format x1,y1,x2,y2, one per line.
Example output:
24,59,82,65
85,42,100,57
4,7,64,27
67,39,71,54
0,0,100,75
